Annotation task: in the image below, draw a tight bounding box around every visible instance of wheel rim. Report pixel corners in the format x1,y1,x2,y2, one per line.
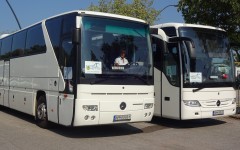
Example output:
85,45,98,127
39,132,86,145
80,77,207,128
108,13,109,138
37,103,47,120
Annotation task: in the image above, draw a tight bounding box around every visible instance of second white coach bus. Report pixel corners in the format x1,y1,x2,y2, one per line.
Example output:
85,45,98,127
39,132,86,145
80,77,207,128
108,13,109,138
151,23,236,120
0,10,154,128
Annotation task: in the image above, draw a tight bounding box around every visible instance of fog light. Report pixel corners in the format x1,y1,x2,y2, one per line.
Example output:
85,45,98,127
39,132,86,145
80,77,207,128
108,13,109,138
91,116,96,120
144,113,147,117
144,103,153,109
183,100,201,107
84,115,89,120
148,112,151,116
83,105,98,111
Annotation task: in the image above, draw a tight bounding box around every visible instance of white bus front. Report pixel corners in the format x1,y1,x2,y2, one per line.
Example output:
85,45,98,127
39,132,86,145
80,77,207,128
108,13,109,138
72,14,154,126
152,24,236,120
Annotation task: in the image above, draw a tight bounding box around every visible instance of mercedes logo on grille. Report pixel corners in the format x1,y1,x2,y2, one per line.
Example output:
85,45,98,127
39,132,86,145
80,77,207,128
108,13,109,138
216,100,221,106
120,102,126,110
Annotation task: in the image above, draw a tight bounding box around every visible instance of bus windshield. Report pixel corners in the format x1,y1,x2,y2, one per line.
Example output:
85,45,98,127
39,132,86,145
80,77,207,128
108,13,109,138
80,16,153,85
179,27,234,87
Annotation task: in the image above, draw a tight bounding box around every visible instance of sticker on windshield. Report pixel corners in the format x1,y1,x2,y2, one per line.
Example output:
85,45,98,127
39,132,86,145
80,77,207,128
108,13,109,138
85,61,102,74
190,72,202,83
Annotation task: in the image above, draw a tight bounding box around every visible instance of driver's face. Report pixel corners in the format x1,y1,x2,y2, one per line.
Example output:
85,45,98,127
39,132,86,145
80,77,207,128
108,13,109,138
120,52,125,58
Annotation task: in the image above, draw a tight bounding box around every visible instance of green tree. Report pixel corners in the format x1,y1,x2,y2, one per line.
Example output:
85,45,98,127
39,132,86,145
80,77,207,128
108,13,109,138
178,0,240,44
88,0,160,25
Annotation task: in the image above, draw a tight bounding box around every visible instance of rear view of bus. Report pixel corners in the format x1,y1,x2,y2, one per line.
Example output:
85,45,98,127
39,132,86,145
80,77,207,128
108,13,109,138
151,23,236,120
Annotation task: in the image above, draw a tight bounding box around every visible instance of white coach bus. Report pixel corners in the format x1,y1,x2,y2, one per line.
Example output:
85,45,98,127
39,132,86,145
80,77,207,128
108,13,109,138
0,11,154,128
151,23,236,120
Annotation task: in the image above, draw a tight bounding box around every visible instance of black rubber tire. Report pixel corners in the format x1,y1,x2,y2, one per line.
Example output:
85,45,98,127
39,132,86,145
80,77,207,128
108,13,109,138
35,95,50,128
0,105,3,110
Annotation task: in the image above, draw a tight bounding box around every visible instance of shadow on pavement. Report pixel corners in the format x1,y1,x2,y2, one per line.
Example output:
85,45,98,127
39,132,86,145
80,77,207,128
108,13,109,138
150,116,226,129
0,107,143,138
49,124,143,138
0,107,36,124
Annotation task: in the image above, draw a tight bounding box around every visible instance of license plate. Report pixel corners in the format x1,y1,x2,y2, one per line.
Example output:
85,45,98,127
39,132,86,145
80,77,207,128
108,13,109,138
213,110,224,116
113,114,131,122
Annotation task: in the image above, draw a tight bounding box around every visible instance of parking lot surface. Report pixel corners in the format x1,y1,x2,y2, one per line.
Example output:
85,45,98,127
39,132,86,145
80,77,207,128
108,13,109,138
0,108,240,150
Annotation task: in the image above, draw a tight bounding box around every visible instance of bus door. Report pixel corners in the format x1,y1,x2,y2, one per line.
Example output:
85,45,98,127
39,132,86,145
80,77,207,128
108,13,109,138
3,60,10,107
161,43,181,119
58,37,75,125
152,35,181,119
152,36,163,116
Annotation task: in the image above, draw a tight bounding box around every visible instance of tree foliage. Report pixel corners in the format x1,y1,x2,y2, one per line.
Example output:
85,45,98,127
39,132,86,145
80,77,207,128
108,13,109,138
178,0,240,44
88,0,160,25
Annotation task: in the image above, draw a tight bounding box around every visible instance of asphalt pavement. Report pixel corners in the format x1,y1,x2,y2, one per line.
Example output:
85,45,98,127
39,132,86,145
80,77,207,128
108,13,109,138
0,107,240,150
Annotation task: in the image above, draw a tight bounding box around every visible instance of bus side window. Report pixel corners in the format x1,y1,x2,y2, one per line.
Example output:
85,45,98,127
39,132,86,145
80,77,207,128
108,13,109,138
1,36,12,60
60,38,74,93
25,24,46,56
45,16,63,60
12,30,27,58
152,36,164,70
163,44,180,87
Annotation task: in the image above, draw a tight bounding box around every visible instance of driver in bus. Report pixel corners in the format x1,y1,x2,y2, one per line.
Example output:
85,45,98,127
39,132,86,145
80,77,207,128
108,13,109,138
114,49,129,66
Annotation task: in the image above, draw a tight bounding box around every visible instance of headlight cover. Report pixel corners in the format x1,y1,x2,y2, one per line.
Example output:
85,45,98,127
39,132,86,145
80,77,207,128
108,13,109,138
232,98,236,104
82,105,98,111
183,100,201,107
144,103,153,109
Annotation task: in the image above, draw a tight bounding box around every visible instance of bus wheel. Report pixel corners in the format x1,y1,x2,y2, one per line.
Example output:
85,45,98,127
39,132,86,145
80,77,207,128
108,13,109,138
36,95,49,128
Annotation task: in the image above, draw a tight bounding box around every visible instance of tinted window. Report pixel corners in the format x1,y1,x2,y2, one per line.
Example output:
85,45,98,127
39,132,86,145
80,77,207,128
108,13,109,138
25,24,46,55
162,43,180,87
62,14,76,35
1,36,12,60
46,17,62,58
161,27,177,37
0,40,2,55
12,30,27,57
80,16,153,85
152,36,164,70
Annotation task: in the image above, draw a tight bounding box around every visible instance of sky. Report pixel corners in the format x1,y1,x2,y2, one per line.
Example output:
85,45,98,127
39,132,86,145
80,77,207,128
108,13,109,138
0,0,184,33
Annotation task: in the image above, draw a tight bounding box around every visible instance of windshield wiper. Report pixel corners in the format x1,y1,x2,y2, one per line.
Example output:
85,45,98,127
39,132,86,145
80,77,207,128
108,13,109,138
90,75,151,85
90,75,118,85
192,87,205,93
132,75,151,85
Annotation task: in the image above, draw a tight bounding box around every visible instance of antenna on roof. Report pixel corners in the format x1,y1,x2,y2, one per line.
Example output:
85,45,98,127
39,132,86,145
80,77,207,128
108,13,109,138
5,0,22,30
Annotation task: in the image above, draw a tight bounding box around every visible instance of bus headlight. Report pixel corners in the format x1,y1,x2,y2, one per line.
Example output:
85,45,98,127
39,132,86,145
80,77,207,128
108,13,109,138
82,105,98,111
144,103,153,109
183,100,201,107
232,99,236,104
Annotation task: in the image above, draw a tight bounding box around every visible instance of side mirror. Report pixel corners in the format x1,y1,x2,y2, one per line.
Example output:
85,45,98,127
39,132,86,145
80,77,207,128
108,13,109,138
151,34,168,53
169,37,196,58
72,28,80,45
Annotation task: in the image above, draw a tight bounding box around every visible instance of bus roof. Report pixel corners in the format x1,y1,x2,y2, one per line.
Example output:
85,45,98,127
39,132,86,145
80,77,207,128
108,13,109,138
0,10,147,40
151,23,225,32
47,10,147,24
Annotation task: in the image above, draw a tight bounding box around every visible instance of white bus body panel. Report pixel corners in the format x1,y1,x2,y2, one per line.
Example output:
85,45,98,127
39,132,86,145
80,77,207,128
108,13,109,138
154,68,161,116
181,87,236,119
0,61,4,105
5,22,65,119
154,68,180,119
73,85,154,126
3,61,10,107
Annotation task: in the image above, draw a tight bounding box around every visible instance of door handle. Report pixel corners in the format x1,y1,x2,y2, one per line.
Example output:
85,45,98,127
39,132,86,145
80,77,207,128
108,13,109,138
164,97,170,101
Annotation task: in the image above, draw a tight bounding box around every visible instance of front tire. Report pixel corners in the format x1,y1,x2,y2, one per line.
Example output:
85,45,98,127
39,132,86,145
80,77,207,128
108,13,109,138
36,95,50,128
